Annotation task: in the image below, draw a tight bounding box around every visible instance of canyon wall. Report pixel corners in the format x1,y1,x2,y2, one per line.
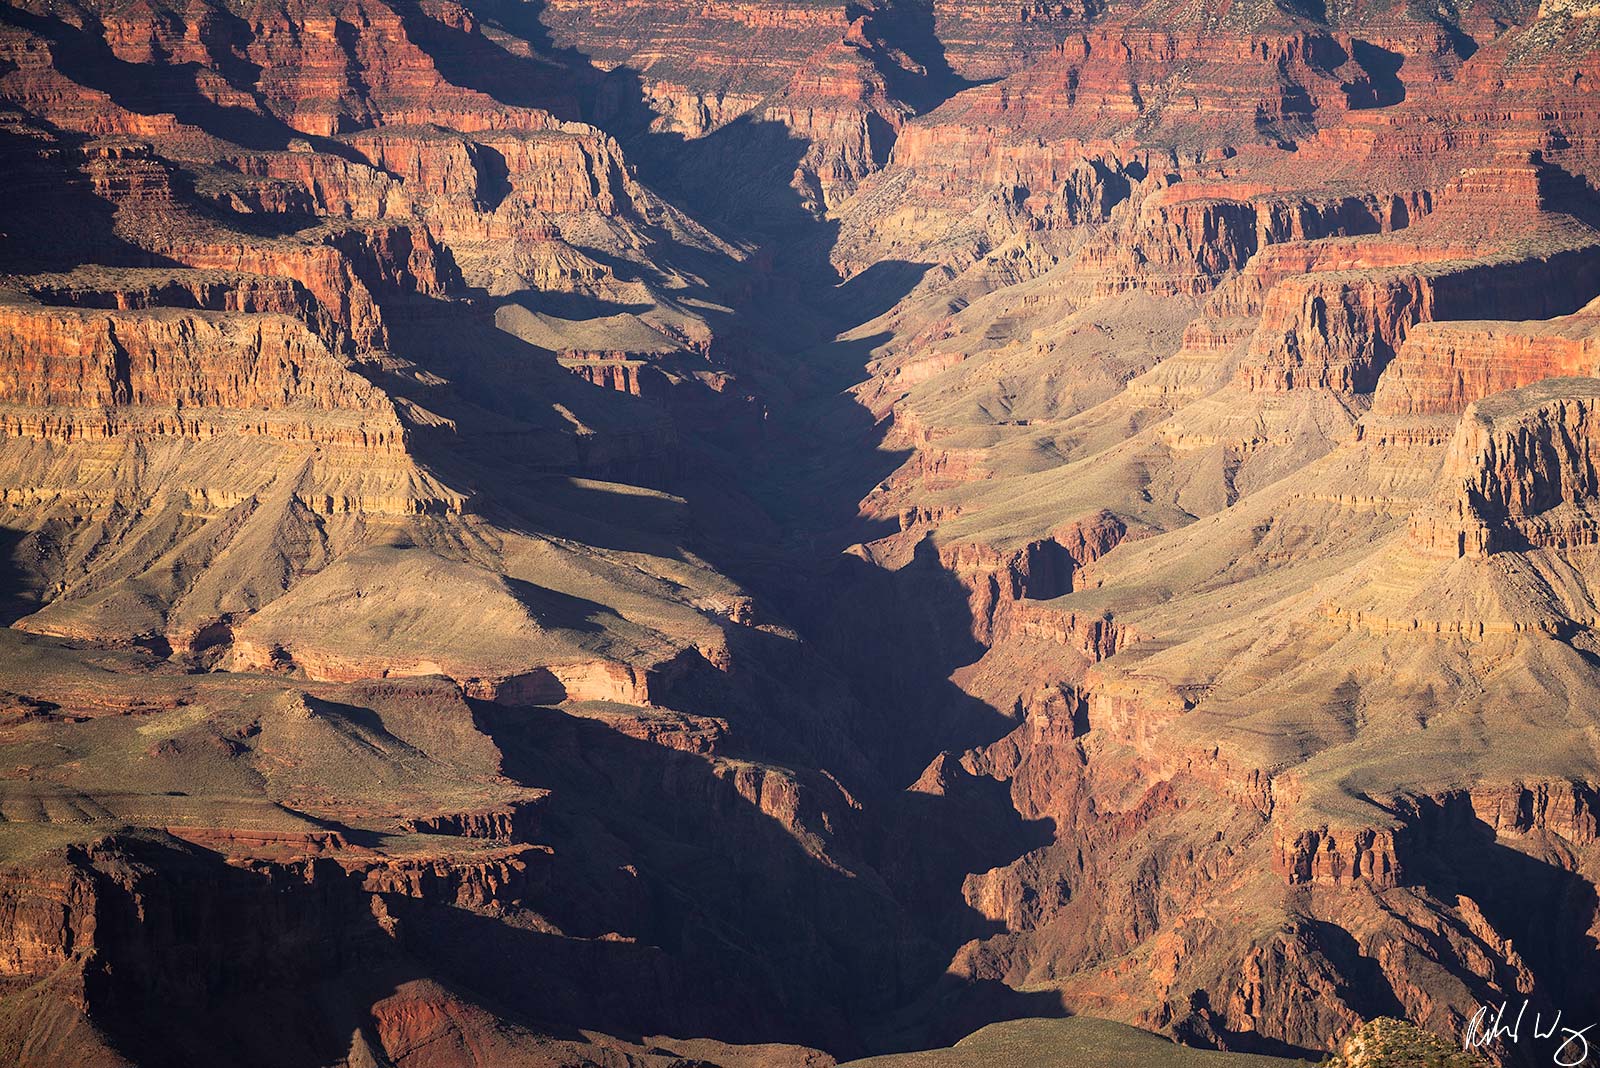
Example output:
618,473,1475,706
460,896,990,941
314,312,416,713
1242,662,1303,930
2,0,1600,1065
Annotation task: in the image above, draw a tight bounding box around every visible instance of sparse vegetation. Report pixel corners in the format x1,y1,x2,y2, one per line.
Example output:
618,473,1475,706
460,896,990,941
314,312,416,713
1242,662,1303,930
1324,1019,1491,1068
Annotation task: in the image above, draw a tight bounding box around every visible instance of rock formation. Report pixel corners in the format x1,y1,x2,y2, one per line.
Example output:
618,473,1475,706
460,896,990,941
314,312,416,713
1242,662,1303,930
1,0,1599,1065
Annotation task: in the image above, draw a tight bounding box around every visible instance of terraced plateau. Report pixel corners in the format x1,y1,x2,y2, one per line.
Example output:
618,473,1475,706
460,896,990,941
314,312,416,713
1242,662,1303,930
0,0,1598,1065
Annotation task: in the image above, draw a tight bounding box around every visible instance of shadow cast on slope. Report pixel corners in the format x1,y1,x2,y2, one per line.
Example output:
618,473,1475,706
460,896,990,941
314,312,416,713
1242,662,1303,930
0,7,298,151
0,527,38,626
70,835,419,1068
1408,800,1600,1007
434,0,976,235
649,208,1058,1054
465,698,1062,1057
378,12,1061,1040
1,3,1116,1059
0,124,178,273
66,749,1053,1066
383,0,588,119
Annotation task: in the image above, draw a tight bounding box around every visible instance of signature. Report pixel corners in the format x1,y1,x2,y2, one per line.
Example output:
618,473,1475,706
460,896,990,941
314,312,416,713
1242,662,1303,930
1463,999,1595,1066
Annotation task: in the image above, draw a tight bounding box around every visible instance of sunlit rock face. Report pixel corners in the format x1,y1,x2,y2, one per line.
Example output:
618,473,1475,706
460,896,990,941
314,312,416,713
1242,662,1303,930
0,0,1599,1066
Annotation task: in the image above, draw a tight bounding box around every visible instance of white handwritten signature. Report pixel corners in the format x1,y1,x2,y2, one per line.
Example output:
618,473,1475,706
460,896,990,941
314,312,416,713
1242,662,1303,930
1463,999,1595,1066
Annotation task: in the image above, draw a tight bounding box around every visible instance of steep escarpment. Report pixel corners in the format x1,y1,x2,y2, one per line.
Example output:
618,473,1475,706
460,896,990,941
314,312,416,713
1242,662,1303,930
1236,234,1600,393
0,295,399,440
773,3,1600,1060
1413,377,1600,558
539,0,957,217
1375,296,1600,420
909,369,1600,1052
3,0,1600,1065
0,635,920,1066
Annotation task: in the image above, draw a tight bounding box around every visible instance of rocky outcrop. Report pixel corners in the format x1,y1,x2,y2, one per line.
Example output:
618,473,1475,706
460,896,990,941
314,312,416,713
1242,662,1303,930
0,859,99,984
464,661,653,706
1275,782,1600,889
0,0,562,140
1084,674,1196,755
160,224,457,352
349,845,551,910
1468,780,1600,844
227,628,659,705
1006,604,1130,661
397,799,547,841
1413,378,1600,557
562,357,673,397
1272,824,1404,887
932,511,1127,641
1086,187,1421,301
1239,240,1600,394
21,268,351,356
899,28,1356,159
1374,297,1600,418
0,295,404,448
542,0,922,213
346,125,641,218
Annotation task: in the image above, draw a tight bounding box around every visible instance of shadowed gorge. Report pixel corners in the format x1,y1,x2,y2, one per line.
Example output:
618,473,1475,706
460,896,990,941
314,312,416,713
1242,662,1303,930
1,0,1599,1065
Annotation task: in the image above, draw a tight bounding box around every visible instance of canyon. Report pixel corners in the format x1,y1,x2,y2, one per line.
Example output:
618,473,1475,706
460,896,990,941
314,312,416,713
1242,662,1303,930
0,0,1598,1065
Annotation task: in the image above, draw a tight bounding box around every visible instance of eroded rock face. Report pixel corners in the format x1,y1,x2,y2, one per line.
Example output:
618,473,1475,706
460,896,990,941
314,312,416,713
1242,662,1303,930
803,15,1600,1046
540,0,933,215
0,297,399,439
3,0,1600,1064
1237,241,1600,394
1416,378,1600,557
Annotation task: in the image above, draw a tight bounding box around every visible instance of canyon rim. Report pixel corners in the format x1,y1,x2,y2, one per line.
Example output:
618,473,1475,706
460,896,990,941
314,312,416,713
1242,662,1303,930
0,0,1599,1065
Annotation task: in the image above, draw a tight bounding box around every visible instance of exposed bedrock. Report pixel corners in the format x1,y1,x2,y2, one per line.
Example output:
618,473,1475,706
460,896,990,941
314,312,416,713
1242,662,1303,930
1079,186,1423,301
541,0,950,215
1238,242,1600,394
0,832,749,1066
18,268,350,357
932,697,1600,1057
1413,378,1600,558
160,223,458,353
5,0,1600,1064
0,673,928,1064
1375,298,1600,419
0,0,573,140
934,510,1128,642
0,295,404,448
